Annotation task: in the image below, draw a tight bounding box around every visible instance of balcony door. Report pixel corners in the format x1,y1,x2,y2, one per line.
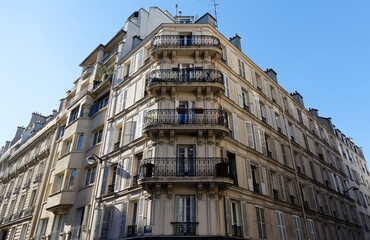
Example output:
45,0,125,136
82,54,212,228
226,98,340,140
177,145,195,176
177,101,194,124
179,33,193,46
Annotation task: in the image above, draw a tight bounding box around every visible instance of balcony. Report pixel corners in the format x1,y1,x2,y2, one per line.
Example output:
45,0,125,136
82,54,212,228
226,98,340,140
138,157,233,185
171,222,198,235
147,69,224,96
45,190,76,212
151,35,221,58
143,109,230,136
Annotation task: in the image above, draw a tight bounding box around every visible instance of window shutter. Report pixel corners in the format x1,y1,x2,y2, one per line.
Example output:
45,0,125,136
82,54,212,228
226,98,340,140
224,76,230,98
271,109,278,131
255,97,262,120
260,130,267,155
94,208,103,240
284,176,290,201
266,83,272,99
266,169,273,196
280,116,287,135
251,69,257,88
260,76,266,95
119,202,128,238
253,125,262,153
292,124,299,144
224,197,232,236
277,174,286,201
286,119,291,139
100,205,112,238
236,84,243,108
107,126,115,153
270,137,277,160
293,216,303,240
265,105,272,126
129,55,136,75
238,59,242,76
141,76,146,98
336,175,343,193
232,113,239,141
245,159,253,190
123,121,136,145
241,201,249,238
124,157,133,189
136,110,146,139
292,180,299,206
248,92,255,116
244,121,254,148
259,165,266,195
114,159,123,192
137,48,144,70
100,166,109,196
137,197,145,235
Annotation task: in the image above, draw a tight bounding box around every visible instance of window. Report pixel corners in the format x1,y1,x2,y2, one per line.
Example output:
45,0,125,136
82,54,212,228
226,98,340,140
118,89,128,112
231,201,241,227
245,121,254,148
255,206,267,240
67,169,76,189
35,219,48,239
176,195,196,222
19,224,28,239
29,190,37,207
130,201,138,227
54,173,64,192
307,219,318,240
69,106,80,124
64,139,72,154
8,227,16,240
57,125,65,139
281,143,287,165
93,129,103,145
52,214,67,238
224,76,230,98
293,215,303,240
98,95,109,110
238,59,246,79
8,199,16,217
85,166,97,185
275,211,287,240
75,134,83,151
90,94,109,116
17,195,26,213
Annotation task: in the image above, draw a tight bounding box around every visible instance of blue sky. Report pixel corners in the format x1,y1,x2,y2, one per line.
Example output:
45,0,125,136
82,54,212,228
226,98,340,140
0,0,369,165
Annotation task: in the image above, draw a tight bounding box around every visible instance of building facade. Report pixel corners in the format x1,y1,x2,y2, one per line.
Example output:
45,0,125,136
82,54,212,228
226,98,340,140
0,6,369,240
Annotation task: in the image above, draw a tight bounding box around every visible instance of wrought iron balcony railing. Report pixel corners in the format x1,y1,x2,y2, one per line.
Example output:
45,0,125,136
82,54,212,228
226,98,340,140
127,225,137,237
171,222,198,235
151,35,221,50
144,109,229,129
232,225,243,238
138,157,230,178
148,69,224,86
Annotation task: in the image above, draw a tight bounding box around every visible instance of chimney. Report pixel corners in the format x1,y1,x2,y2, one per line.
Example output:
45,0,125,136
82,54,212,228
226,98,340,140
309,108,319,118
230,33,242,51
265,68,278,83
291,91,304,107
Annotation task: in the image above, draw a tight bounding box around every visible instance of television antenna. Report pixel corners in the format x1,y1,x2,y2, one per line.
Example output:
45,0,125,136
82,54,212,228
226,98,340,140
210,0,219,28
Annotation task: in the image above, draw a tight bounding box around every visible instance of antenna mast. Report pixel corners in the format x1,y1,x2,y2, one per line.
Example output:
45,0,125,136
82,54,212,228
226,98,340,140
212,0,219,28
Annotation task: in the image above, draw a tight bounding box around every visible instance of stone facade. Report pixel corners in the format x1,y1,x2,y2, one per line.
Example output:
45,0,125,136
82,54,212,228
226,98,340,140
0,7,369,240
